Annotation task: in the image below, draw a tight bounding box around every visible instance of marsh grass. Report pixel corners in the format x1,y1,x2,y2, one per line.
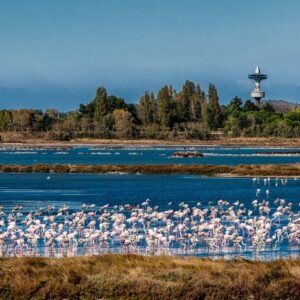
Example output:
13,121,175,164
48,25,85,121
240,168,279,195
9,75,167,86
0,255,299,299
1,163,300,177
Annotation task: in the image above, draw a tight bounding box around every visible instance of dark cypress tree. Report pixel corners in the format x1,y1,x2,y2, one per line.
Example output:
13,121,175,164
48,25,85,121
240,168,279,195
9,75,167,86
94,87,108,123
200,90,207,121
93,87,110,135
243,100,259,112
107,95,127,113
178,80,195,121
228,96,243,112
157,85,173,128
205,84,222,129
194,84,203,120
138,91,156,125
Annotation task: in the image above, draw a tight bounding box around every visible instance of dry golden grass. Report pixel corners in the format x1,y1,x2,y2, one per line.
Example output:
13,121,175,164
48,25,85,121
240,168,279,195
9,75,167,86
1,163,300,177
70,137,300,147
1,131,300,147
0,255,299,299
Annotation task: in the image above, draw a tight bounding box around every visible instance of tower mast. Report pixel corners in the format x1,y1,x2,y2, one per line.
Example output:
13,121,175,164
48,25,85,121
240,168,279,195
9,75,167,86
248,66,267,105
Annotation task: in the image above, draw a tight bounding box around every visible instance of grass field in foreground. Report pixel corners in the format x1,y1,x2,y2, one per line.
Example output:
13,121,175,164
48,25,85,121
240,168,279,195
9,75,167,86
0,255,299,299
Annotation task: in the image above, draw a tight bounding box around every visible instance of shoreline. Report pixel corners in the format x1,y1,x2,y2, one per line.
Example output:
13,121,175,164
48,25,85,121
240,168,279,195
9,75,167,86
1,163,300,177
1,135,300,148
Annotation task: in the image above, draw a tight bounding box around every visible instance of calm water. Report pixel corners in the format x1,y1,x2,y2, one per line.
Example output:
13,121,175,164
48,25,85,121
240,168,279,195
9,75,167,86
1,146,300,165
0,173,299,208
0,173,299,259
1,146,300,259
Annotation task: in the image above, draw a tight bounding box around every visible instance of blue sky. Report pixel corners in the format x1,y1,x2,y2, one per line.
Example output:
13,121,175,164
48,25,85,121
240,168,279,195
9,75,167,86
0,0,300,110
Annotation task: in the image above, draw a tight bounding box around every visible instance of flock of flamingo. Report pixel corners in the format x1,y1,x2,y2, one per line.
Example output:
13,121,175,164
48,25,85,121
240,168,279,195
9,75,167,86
0,177,299,258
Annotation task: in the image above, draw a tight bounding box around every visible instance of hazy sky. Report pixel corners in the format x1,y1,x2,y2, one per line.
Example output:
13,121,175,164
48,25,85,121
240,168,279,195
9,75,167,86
0,0,300,110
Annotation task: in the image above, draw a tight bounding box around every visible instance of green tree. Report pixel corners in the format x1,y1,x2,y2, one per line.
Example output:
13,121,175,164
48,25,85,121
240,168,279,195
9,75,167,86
113,109,134,138
228,96,242,112
285,109,300,127
93,87,110,135
79,102,95,118
178,80,195,121
138,91,156,125
157,85,174,128
0,110,12,131
107,95,127,113
194,84,203,120
200,90,207,121
41,109,60,131
262,102,275,113
205,84,222,129
243,100,259,112
11,109,37,132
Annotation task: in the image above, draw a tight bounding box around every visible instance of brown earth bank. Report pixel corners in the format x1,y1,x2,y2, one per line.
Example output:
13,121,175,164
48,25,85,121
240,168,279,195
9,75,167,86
0,255,299,300
1,163,300,177
1,131,300,147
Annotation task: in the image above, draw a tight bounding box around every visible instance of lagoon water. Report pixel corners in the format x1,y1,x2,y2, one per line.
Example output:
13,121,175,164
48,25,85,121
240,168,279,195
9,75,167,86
0,146,300,259
0,173,299,259
0,173,299,209
1,146,300,165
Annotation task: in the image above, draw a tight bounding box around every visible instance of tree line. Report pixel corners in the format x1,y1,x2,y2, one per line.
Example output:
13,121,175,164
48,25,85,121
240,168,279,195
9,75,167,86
0,80,299,140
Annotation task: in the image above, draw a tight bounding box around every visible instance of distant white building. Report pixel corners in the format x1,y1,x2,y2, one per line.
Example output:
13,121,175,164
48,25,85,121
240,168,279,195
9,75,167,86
248,66,267,105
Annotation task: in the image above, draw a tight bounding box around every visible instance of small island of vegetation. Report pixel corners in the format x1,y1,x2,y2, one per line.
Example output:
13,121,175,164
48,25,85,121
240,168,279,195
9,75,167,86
1,163,300,177
172,151,204,158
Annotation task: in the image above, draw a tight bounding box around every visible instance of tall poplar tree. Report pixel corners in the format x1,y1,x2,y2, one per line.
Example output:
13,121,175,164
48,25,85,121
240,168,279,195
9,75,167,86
200,90,207,121
193,84,203,120
157,85,173,128
179,80,195,121
138,91,156,125
93,87,110,135
205,84,222,129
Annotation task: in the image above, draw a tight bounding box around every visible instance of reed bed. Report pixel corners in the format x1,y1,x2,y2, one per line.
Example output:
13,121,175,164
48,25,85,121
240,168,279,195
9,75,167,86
1,163,300,177
0,255,299,299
